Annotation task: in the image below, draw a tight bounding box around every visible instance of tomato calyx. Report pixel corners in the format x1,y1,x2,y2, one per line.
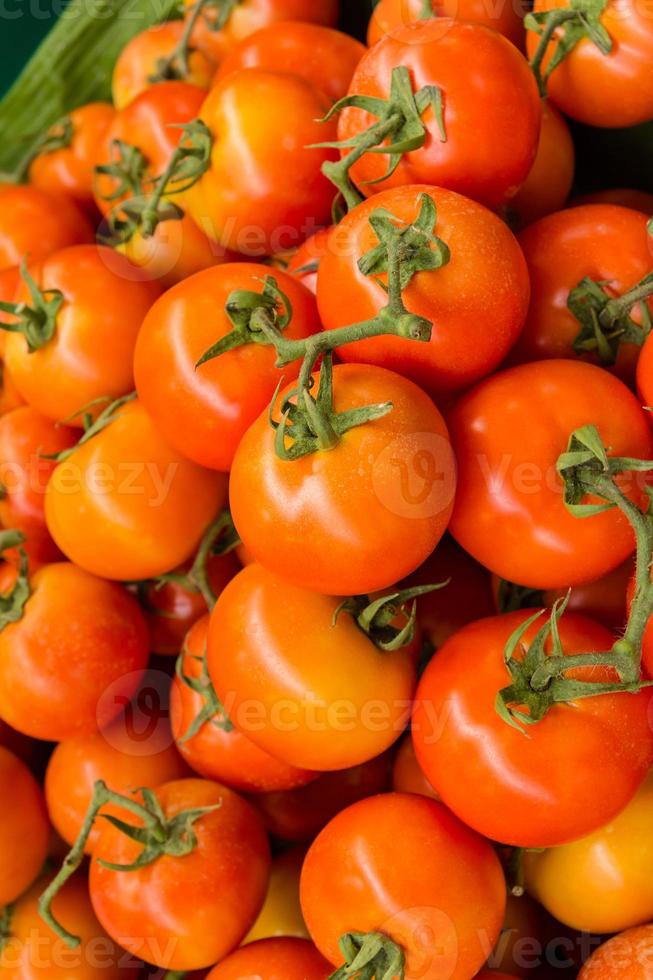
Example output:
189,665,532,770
334,583,447,652
419,0,434,17
39,779,221,948
329,931,405,980
0,114,73,185
569,273,653,365
196,276,293,366
41,392,137,463
526,0,612,98
314,65,447,219
176,638,234,742
0,529,30,631
0,258,64,352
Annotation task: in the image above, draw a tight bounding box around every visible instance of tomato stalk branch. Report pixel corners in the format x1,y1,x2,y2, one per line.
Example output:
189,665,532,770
526,0,612,97
151,509,238,609
176,639,234,742
570,271,653,364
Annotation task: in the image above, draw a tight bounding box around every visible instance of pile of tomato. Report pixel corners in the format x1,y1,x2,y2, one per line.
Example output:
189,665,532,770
0,0,653,977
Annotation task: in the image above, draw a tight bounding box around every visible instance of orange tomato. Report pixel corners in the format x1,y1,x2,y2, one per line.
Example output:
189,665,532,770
392,734,438,799
205,938,331,980
0,185,92,271
578,925,653,979
368,0,525,49
244,846,309,942
509,101,575,227
0,746,49,907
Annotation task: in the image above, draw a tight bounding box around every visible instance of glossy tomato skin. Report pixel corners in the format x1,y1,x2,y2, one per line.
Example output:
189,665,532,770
300,793,506,980
253,753,392,842
89,778,271,970
206,938,331,980
230,363,456,595
367,0,526,49
636,331,653,415
392,734,438,799
0,363,25,417
526,0,653,127
0,563,149,741
5,246,160,424
510,205,653,382
412,610,653,847
29,103,115,214
0,746,49,907
341,21,540,211
0,406,77,565
214,22,365,103
188,0,339,63
45,400,228,581
244,846,309,942
578,925,653,979
0,875,140,980
449,360,653,590
525,772,653,934
45,715,189,852
0,185,92,271
134,263,322,471
287,226,335,293
184,70,338,256
171,615,316,791
509,102,575,228
207,564,417,770
112,23,216,109
317,185,530,397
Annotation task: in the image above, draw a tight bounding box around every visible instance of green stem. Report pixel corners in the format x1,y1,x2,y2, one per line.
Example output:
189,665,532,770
528,10,577,96
322,111,402,215
0,904,13,950
149,0,207,81
155,510,238,609
419,0,433,17
600,273,653,330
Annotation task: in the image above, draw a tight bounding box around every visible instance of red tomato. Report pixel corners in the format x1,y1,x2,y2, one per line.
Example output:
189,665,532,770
205,938,331,980
412,610,653,846
0,746,49,906
526,0,653,127
171,614,316,791
508,102,575,227
112,22,216,109
317,185,530,397
253,753,392,842
448,360,653,589
28,103,115,214
509,205,653,383
89,778,270,970
300,793,506,980
0,406,77,564
214,22,365,103
230,363,456,595
45,399,228,581
367,0,526,49
339,20,540,210
392,734,438,799
184,69,337,256
287,226,335,293
578,925,653,979
134,263,322,470
636,330,653,414
0,185,92,271
0,562,149,741
4,246,160,423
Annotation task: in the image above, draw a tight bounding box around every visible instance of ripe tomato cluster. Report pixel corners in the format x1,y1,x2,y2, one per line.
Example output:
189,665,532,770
0,0,652,978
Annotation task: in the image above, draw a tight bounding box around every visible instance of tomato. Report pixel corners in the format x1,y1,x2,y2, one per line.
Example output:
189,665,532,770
316,186,530,397
526,0,653,127
509,205,653,383
300,793,506,980
244,847,309,942
230,363,456,595
45,715,189,852
214,22,365,103
367,0,526,49
206,938,330,980
0,746,49,907
253,753,392,842
171,614,316,791
112,22,216,110
134,263,322,471
448,360,653,589
0,363,25,418
525,771,653,934
208,563,417,770
45,399,228,581
636,329,653,415
94,82,226,287
0,185,92,271
578,926,653,979
185,69,337,256
0,875,140,980
392,734,438,799
484,892,548,979
287,226,336,293
4,246,160,424
0,562,149,740
572,188,653,213
0,264,20,342
339,21,540,211
88,778,270,970
0,406,77,565
187,0,339,63
412,610,653,847
508,102,575,228
142,549,240,655
28,103,115,214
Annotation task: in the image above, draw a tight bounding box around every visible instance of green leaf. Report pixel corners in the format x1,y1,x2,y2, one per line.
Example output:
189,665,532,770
0,0,180,173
